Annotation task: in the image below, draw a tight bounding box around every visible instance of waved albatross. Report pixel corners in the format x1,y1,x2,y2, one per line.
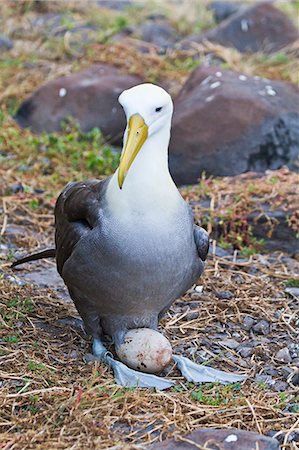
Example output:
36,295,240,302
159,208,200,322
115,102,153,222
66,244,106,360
13,83,245,389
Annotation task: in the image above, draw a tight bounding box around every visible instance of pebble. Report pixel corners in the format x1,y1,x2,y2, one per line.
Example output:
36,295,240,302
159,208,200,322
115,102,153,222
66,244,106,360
209,245,233,257
285,287,299,297
275,347,292,363
252,319,270,335
290,371,299,386
84,353,99,363
186,311,199,321
274,380,288,392
242,315,255,331
10,182,24,194
263,366,279,377
255,374,275,387
0,35,13,50
289,343,299,359
68,350,78,359
221,338,240,349
5,274,26,286
195,285,203,293
215,291,233,300
281,366,292,380
233,274,245,284
238,346,253,358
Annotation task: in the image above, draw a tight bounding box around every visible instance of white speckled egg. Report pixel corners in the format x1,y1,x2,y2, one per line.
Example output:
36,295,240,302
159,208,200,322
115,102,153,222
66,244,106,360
115,328,172,374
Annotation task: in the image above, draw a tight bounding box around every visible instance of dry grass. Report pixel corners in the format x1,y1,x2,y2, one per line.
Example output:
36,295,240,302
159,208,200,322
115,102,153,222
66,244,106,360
0,250,298,449
1,162,299,449
0,1,299,448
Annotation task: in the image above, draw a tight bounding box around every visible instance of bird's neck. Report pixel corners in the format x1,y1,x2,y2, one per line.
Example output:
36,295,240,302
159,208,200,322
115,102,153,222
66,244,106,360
106,126,181,219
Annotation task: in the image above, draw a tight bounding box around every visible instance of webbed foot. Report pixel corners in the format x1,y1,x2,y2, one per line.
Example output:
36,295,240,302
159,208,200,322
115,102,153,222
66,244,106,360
93,338,174,390
173,355,246,384
107,355,175,389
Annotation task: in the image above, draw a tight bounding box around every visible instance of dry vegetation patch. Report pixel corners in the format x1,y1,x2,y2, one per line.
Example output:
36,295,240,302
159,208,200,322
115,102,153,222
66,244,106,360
0,1,299,448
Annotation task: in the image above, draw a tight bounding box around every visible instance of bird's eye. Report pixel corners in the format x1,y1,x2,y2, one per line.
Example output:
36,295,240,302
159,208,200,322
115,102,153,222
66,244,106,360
155,107,163,112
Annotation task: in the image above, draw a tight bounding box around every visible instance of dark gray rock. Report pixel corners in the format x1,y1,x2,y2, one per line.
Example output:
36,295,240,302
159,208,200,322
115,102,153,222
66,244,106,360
253,320,270,335
285,287,299,297
169,66,299,185
290,371,299,386
9,182,24,194
208,1,242,23
14,65,143,144
242,315,255,331
275,347,292,363
136,18,180,49
0,35,13,51
208,245,233,257
97,0,131,11
249,209,299,256
273,380,288,392
255,374,275,387
182,2,298,54
148,428,279,450
238,345,253,358
220,338,239,349
215,291,233,300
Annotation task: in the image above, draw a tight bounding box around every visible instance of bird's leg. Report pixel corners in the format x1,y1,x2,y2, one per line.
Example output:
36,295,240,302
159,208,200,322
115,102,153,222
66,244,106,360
173,355,246,384
92,338,175,390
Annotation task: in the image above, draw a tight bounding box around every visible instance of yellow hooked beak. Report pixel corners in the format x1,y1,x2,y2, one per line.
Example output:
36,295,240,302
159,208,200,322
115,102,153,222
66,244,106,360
118,114,148,189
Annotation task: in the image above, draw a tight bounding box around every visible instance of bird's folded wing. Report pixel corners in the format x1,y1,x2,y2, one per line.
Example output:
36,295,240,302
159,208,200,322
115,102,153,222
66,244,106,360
55,178,109,275
193,225,209,261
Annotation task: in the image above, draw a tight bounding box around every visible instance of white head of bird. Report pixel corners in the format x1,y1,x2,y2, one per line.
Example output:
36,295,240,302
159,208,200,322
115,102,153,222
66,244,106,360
107,83,181,217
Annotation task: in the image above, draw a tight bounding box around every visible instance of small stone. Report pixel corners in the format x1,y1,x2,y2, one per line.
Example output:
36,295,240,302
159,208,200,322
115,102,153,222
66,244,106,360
290,371,299,386
10,182,24,194
281,366,292,380
0,35,13,51
209,245,233,257
216,291,233,300
238,346,253,358
289,343,299,358
233,274,245,284
252,320,270,335
242,315,255,331
263,366,279,377
285,287,299,297
68,350,78,359
274,381,288,392
221,338,240,349
84,353,98,363
275,347,292,363
5,274,26,286
255,374,275,387
195,285,203,293
186,311,199,321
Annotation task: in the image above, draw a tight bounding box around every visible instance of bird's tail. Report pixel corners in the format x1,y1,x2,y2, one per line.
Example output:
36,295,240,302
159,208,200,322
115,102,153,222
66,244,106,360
11,249,56,268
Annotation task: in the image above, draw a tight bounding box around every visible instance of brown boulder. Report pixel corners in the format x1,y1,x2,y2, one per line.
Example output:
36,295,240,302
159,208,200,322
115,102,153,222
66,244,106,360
148,428,279,450
14,65,143,144
169,66,299,185
182,2,298,54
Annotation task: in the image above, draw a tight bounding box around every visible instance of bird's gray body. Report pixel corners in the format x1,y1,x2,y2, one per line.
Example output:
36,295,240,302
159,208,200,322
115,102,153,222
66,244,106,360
55,177,207,345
